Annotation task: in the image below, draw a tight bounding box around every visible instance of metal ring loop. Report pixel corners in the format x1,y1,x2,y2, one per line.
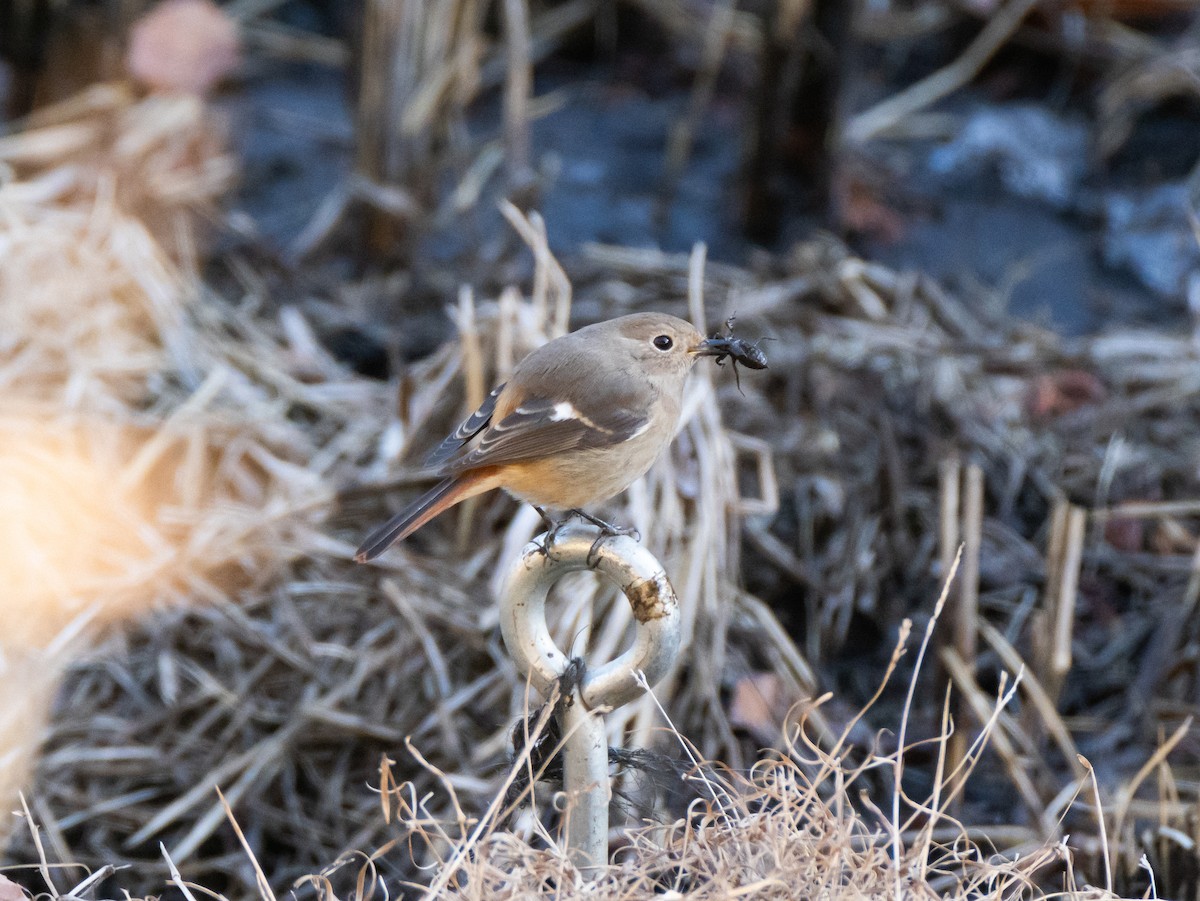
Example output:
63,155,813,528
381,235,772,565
499,522,681,710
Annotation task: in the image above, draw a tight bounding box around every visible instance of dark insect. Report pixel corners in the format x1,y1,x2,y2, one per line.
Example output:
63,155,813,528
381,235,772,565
704,316,770,392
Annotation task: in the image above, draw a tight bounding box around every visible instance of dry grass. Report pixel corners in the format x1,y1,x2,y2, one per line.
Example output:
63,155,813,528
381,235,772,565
4,5,1200,898
5,567,1145,899
0,83,356,847
378,585,1121,900
4,202,1197,896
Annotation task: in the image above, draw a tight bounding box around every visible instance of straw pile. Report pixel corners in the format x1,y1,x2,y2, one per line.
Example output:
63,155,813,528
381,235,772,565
0,84,349,850
6,202,1198,897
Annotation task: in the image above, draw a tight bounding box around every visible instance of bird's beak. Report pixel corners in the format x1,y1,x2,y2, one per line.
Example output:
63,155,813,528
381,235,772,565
690,338,725,357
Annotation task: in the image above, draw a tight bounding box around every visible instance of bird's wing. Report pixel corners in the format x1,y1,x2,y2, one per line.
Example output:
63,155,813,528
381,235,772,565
440,394,647,473
424,383,506,469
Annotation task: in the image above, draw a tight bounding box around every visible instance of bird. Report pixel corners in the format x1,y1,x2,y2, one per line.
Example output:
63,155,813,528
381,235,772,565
354,312,731,562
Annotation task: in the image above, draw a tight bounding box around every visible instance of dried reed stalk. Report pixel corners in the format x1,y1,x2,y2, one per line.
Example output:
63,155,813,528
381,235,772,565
354,0,486,255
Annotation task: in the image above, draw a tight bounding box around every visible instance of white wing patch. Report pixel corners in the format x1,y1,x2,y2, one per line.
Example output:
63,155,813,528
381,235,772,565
518,400,613,433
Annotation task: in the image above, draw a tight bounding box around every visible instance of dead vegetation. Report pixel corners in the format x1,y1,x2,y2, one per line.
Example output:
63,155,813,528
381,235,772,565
5,199,1199,896
3,0,1200,899
379,581,1109,900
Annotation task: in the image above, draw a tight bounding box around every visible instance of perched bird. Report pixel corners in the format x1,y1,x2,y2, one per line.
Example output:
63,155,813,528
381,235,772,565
355,312,734,562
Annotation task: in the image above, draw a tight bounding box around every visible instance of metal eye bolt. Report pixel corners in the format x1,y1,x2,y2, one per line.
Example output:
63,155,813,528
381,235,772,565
498,521,682,873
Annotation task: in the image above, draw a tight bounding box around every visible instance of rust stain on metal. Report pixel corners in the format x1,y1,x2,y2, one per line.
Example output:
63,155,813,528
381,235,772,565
626,573,674,622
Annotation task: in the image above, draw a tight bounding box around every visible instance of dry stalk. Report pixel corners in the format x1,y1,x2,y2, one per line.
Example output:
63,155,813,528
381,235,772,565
1039,497,1070,705
1112,718,1193,874
894,546,960,899
659,0,737,217
940,649,1050,834
979,620,1085,780
354,0,486,253
844,0,1042,143
939,456,962,588
216,788,275,901
958,464,984,673
1078,756,1114,894
501,0,533,188
941,463,982,792
1052,507,1087,679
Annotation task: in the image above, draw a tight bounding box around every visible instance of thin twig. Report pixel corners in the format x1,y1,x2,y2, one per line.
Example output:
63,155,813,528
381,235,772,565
845,0,1042,143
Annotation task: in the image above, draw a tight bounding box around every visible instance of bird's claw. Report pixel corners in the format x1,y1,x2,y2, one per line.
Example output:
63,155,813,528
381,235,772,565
532,506,569,557
566,509,640,565
570,508,639,540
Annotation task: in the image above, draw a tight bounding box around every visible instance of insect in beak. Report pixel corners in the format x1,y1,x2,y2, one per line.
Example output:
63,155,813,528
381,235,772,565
693,317,771,393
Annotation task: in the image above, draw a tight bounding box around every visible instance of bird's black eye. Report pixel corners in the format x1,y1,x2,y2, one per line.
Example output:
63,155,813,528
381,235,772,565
653,335,673,351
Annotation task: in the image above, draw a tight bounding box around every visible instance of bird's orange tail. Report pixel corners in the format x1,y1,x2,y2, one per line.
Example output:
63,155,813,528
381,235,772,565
354,472,496,562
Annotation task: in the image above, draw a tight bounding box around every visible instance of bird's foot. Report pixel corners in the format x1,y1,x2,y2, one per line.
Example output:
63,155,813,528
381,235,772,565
568,508,640,541
564,509,640,564
558,656,587,698
531,507,640,560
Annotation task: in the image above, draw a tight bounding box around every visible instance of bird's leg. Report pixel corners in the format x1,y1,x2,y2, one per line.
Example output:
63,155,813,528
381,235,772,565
532,505,568,555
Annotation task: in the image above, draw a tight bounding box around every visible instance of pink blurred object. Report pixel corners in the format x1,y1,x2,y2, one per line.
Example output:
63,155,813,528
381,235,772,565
126,0,241,95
